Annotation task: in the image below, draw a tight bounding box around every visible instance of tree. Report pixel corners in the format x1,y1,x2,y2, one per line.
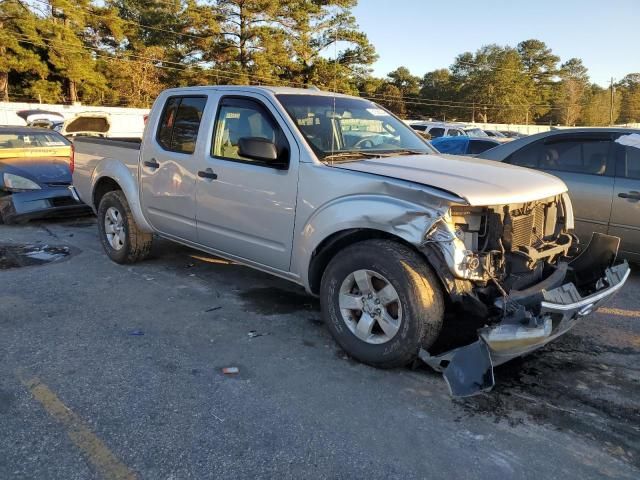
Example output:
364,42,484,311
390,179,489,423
581,84,621,126
373,83,404,116
553,58,590,125
419,69,452,120
449,45,535,123
517,39,559,121
0,0,48,101
618,73,640,124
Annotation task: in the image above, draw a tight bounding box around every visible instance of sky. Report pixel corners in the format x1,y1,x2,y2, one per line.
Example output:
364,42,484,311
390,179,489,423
351,0,639,87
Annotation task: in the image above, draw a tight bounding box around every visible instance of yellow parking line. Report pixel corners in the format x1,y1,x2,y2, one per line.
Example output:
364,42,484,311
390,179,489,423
597,307,640,318
19,375,137,480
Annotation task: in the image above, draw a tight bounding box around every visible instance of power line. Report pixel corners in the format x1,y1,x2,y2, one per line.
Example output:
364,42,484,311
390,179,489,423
10,32,634,115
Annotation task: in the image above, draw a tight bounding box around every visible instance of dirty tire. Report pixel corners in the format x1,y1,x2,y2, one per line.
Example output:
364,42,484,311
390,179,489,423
320,239,444,368
97,190,152,264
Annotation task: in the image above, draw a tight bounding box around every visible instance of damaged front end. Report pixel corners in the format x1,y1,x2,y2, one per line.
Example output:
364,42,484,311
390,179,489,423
419,194,630,397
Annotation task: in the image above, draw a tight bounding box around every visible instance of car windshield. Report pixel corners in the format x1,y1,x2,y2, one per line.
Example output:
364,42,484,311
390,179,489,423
0,130,70,158
277,94,434,160
464,128,489,138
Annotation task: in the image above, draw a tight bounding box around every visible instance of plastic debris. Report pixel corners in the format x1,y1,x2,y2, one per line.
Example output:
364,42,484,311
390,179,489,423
129,330,144,336
222,367,239,375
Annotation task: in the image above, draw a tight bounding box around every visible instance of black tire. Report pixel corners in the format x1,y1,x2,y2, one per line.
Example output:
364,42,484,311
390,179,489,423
97,190,153,264
320,239,444,368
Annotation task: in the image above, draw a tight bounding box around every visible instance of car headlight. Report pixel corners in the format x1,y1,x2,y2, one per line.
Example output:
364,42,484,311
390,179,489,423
3,173,41,191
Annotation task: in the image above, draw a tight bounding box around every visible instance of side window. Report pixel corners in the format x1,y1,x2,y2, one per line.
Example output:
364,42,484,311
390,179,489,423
508,142,543,168
157,97,180,150
469,140,497,155
156,96,207,154
509,139,611,175
212,97,288,165
429,127,445,138
623,145,640,179
447,129,461,137
411,125,427,132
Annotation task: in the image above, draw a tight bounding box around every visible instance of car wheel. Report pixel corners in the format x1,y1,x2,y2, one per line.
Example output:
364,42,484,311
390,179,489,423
97,190,152,264
320,239,444,368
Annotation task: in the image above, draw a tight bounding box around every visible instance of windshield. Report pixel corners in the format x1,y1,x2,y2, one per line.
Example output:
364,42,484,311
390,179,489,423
464,128,489,138
0,130,70,158
277,94,435,160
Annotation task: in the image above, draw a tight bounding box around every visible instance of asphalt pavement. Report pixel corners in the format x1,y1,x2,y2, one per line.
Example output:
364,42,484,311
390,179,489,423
1,218,638,479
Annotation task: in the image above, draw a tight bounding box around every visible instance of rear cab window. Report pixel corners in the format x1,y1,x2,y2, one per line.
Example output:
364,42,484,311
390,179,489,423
156,96,207,154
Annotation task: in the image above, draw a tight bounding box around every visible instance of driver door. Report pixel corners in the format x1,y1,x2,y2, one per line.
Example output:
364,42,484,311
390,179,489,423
195,95,299,271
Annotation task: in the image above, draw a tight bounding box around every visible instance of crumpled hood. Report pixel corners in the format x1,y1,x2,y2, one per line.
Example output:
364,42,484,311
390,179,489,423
331,153,568,206
1,157,71,185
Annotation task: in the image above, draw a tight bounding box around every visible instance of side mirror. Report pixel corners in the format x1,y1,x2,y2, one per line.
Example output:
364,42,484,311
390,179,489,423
238,137,286,167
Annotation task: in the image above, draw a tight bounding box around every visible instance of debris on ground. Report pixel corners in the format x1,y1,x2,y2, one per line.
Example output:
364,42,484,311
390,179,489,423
222,367,239,375
205,306,222,312
247,330,268,338
129,330,144,336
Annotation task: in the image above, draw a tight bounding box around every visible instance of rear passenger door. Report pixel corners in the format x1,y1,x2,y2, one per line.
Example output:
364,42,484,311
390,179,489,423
609,136,640,259
140,95,208,241
506,133,616,244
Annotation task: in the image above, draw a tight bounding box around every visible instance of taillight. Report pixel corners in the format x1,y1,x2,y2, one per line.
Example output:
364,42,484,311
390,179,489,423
70,143,75,174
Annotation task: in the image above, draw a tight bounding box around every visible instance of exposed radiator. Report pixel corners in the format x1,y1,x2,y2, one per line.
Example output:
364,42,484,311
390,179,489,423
510,204,547,250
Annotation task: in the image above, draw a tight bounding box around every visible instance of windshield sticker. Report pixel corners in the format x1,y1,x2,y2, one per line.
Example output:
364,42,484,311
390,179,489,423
615,133,640,149
45,141,66,146
366,108,389,117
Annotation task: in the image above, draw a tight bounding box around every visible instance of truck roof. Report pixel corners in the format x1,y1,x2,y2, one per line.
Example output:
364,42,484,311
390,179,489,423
159,85,355,98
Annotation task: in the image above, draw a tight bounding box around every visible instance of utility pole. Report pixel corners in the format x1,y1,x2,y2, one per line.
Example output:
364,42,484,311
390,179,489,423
609,77,615,126
471,102,475,123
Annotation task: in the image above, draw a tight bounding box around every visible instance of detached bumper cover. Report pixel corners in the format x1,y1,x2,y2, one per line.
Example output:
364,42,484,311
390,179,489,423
0,186,92,223
421,234,631,397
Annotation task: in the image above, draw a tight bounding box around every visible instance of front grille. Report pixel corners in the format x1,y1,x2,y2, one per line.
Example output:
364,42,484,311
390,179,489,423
510,204,547,250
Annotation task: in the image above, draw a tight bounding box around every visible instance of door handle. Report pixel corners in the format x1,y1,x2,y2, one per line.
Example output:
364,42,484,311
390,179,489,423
144,158,159,169
618,191,640,200
198,169,218,180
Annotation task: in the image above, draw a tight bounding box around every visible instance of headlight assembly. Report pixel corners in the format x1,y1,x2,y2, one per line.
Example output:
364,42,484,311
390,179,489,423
3,173,41,191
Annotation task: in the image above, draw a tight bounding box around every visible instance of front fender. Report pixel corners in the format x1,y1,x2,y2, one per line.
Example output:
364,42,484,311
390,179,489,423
291,194,450,290
91,159,154,232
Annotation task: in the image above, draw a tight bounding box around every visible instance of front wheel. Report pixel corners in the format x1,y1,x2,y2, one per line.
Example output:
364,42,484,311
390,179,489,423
320,239,444,368
97,190,153,264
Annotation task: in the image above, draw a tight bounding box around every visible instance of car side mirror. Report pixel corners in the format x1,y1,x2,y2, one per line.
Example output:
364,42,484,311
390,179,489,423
238,137,286,168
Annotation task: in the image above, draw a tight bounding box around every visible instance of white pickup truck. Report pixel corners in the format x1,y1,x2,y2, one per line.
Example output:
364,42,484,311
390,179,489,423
72,86,629,396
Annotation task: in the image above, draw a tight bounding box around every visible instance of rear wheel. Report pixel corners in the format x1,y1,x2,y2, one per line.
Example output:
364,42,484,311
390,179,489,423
320,239,444,368
97,190,152,264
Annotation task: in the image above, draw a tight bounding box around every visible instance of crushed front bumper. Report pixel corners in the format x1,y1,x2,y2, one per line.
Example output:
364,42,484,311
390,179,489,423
0,186,92,224
420,234,631,397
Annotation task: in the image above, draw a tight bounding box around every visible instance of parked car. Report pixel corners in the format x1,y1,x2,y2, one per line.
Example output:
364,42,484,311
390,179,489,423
431,136,501,155
0,126,92,223
410,122,466,138
16,109,65,128
72,86,629,396
479,128,640,263
483,130,512,142
58,112,111,137
500,130,526,139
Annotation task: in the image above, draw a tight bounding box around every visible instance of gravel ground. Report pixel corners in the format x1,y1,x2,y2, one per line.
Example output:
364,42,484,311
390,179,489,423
1,217,638,480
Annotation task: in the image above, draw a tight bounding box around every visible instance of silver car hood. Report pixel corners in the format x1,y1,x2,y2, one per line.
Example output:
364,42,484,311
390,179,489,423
331,154,568,206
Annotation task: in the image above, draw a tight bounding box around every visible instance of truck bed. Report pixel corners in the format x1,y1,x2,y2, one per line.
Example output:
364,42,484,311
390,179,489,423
72,137,141,208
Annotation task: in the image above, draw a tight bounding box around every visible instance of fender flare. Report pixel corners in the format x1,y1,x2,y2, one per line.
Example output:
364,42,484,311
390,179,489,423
91,158,154,232
291,194,449,291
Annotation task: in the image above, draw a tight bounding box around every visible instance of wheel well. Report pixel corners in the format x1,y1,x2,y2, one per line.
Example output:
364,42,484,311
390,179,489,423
93,177,121,210
308,228,421,295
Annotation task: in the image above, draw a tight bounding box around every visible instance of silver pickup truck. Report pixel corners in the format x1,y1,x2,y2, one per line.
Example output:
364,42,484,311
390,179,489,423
72,86,630,396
